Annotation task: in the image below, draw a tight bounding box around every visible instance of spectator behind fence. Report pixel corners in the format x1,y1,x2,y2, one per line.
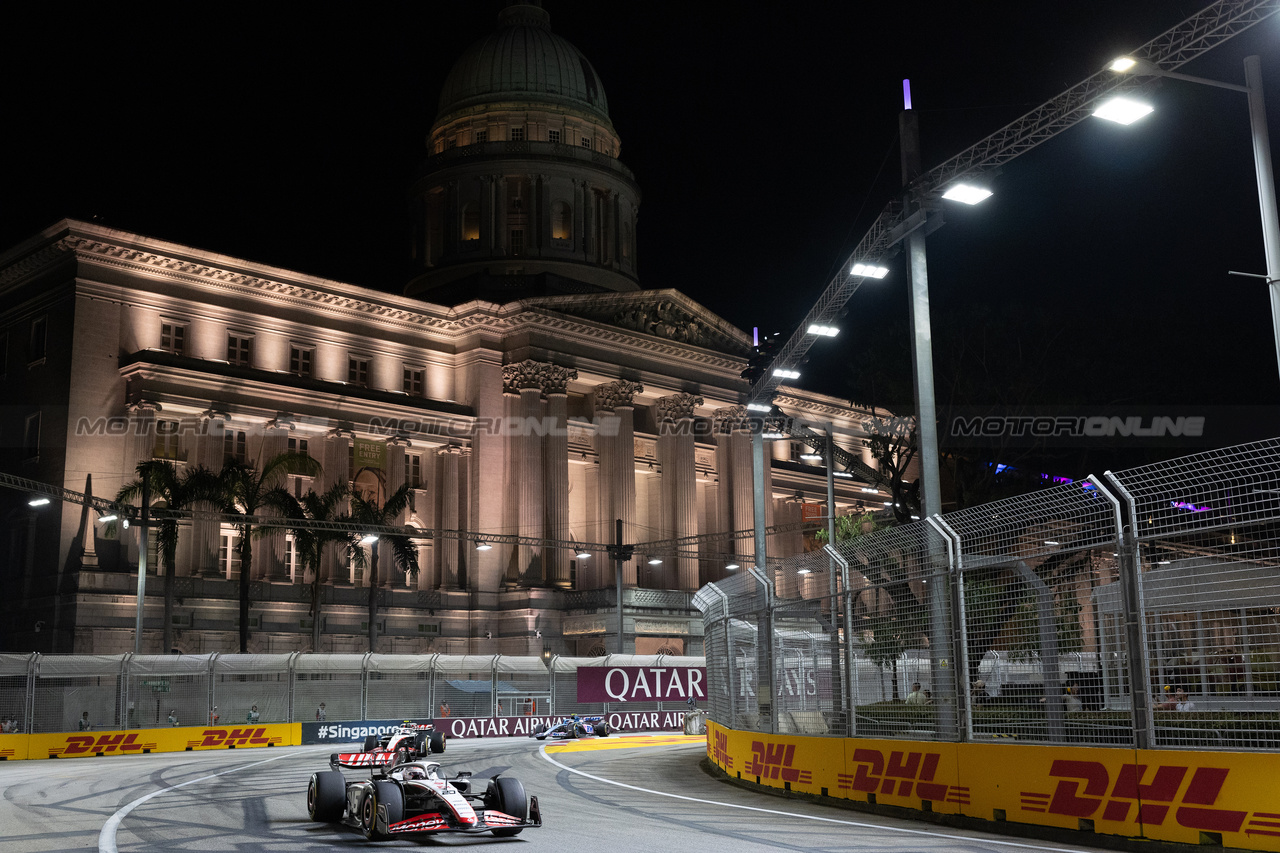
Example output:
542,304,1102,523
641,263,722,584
1064,683,1083,712
439,701,451,718
247,704,260,723
971,680,990,704
316,703,326,721
905,683,927,705
79,711,91,731
167,709,179,727
209,706,219,725
1156,687,1196,711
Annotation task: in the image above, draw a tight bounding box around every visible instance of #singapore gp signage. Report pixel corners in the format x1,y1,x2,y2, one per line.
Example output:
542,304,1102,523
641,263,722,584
576,665,707,704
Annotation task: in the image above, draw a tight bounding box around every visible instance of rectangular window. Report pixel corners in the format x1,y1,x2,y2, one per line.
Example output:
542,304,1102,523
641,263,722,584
511,229,525,256
227,333,252,367
29,316,47,363
160,322,186,356
219,531,242,580
289,345,313,377
348,356,369,387
224,429,247,464
445,137,456,149
154,420,181,460
510,126,525,142
407,453,423,489
23,412,40,460
475,129,487,143
284,534,298,581
403,367,424,397
580,136,591,149
287,437,309,457
548,129,561,144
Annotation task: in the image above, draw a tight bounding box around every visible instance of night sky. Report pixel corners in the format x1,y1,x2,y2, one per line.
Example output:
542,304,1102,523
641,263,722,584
4,2,1278,472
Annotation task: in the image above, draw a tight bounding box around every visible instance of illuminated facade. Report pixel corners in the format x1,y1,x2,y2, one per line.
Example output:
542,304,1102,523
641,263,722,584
0,3,886,655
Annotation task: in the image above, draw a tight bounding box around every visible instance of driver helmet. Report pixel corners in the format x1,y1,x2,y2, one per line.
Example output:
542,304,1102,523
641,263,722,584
571,713,579,721
404,765,427,780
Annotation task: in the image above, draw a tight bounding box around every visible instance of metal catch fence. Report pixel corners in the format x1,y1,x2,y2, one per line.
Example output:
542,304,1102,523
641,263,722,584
0,652,704,733
696,437,1280,751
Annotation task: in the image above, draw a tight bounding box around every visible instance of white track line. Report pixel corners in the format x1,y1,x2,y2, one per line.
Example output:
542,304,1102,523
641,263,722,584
99,753,289,853
539,744,1093,853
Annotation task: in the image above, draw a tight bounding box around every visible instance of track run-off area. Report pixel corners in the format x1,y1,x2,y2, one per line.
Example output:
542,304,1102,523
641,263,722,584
0,734,1120,853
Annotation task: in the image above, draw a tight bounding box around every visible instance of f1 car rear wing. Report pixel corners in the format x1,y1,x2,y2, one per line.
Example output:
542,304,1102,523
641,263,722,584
330,751,395,771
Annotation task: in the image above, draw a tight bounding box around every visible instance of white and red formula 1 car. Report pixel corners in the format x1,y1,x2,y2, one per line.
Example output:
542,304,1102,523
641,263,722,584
307,756,541,840
338,721,445,770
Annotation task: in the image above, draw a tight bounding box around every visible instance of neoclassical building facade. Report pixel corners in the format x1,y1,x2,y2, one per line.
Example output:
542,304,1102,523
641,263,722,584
0,3,889,656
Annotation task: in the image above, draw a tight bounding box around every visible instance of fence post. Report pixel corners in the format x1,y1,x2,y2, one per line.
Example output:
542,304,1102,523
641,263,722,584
206,653,219,724
119,652,133,730
823,544,856,737
360,652,372,721
286,652,299,724
926,517,962,741
24,653,37,734
748,567,775,734
1097,473,1154,750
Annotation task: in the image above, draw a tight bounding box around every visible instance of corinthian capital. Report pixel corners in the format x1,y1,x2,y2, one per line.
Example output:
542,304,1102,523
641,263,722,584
712,405,750,432
656,393,704,422
541,364,578,395
503,359,546,394
594,380,644,412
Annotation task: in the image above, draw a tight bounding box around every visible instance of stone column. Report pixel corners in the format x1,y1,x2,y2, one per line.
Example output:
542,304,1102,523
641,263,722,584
320,427,353,584
596,380,642,585
190,409,228,577
261,418,291,581
542,364,578,588
714,406,754,565
503,361,546,586
658,393,703,591
495,174,508,255
437,445,461,590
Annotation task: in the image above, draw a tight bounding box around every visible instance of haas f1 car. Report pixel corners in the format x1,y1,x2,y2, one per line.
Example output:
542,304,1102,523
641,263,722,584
308,754,541,839
531,714,609,740
342,722,445,770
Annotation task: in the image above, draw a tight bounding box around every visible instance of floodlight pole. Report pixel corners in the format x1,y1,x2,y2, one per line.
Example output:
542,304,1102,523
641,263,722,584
133,477,150,655
900,83,943,519
1241,56,1280,382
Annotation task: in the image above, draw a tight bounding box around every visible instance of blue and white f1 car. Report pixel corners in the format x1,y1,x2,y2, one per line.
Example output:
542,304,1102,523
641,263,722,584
530,715,610,739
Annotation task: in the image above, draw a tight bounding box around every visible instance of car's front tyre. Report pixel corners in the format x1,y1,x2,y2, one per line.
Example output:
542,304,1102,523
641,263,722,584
487,776,528,837
307,770,345,822
360,781,403,840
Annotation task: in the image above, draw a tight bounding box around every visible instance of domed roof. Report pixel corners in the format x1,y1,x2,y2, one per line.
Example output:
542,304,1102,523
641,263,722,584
436,3,611,124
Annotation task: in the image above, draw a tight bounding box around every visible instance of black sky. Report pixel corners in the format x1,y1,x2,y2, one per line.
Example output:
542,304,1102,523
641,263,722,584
4,2,1279,464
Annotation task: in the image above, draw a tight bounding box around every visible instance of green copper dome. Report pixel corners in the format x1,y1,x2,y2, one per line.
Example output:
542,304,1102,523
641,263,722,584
436,3,612,124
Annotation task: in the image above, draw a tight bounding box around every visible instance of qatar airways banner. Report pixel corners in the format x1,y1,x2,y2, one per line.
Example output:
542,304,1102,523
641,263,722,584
576,665,707,703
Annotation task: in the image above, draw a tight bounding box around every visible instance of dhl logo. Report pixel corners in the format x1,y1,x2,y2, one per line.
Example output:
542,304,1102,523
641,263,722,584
53,733,158,756
1021,759,1276,837
187,727,281,748
839,749,970,805
711,729,734,770
746,741,812,785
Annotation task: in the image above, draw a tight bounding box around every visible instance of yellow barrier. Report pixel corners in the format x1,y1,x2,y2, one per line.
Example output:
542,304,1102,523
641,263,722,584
0,733,29,761
706,722,1280,852
20,723,300,759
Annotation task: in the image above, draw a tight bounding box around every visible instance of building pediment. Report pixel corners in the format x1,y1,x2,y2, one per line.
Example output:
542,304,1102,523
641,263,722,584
519,289,752,356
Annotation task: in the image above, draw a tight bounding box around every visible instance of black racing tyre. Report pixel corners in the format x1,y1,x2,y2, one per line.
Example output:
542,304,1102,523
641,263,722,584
414,731,428,755
361,781,403,840
596,722,609,736
428,730,445,753
489,776,527,837
307,770,345,823
362,734,378,752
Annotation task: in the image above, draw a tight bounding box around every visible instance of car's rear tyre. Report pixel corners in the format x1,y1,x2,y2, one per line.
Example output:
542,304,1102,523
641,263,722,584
307,770,345,822
488,776,527,837
362,734,378,752
596,722,609,736
361,781,403,840
428,730,445,753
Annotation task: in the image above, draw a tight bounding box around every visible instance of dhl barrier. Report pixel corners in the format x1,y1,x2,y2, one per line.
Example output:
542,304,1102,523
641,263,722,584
9,723,300,760
707,722,1280,851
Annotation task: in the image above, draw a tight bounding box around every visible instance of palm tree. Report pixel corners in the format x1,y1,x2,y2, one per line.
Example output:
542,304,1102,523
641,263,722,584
116,461,221,653
218,452,322,653
346,482,418,652
276,482,364,652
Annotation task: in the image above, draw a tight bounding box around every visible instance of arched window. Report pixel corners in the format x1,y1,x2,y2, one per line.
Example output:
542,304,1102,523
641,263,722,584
551,201,573,241
461,204,480,241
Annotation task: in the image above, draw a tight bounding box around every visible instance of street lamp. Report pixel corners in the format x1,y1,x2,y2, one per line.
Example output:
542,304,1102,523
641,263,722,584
1099,54,1280,378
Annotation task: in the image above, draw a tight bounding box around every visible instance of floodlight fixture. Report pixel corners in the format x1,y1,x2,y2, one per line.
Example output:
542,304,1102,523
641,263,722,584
772,368,800,379
576,549,591,559
1093,96,1153,125
799,452,823,462
475,540,493,551
851,262,890,279
797,567,811,575
97,514,118,523
725,562,740,570
27,496,51,507
360,534,378,545
806,323,839,337
832,471,854,479
941,184,993,204
746,402,773,412
1109,56,1138,73
647,557,663,565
